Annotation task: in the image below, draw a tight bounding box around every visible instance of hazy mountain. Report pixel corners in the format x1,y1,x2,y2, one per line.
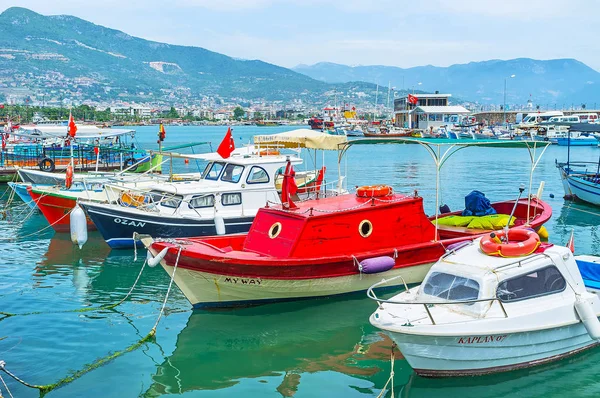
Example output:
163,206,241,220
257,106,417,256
0,7,378,103
294,59,600,105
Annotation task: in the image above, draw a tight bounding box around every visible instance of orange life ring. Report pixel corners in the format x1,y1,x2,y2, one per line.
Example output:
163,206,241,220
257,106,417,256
259,149,280,156
480,228,540,257
65,165,74,189
356,185,393,198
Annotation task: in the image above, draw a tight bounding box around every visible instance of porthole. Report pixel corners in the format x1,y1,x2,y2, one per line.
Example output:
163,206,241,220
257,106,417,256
269,222,282,239
359,220,373,238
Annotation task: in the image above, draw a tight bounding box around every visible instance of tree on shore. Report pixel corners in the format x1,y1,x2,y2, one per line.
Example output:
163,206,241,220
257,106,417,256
233,106,245,120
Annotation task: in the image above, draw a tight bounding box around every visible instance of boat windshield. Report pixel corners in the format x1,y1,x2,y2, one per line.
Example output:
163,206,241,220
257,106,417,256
220,164,244,183
202,162,225,181
421,271,480,301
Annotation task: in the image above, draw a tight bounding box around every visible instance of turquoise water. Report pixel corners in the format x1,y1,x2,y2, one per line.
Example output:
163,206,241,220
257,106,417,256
1,126,600,397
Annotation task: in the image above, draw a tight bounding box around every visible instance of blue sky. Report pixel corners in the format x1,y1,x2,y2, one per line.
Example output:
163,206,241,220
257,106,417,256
1,0,598,71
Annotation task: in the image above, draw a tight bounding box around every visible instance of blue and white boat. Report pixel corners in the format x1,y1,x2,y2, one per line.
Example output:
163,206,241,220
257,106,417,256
557,160,600,205
369,237,600,376
79,151,306,248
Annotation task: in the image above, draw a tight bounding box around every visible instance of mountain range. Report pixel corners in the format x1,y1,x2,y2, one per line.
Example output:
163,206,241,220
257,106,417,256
0,7,378,104
294,59,600,105
1,6,599,107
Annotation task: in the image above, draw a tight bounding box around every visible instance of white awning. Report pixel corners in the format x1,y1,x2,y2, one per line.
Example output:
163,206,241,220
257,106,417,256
254,129,347,150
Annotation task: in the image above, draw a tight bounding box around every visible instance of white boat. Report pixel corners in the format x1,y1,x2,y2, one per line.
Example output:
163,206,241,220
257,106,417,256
557,160,600,205
369,234,600,376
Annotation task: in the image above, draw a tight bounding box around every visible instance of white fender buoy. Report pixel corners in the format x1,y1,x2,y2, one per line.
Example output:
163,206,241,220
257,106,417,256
214,214,226,235
575,296,600,340
70,204,88,249
536,181,545,199
147,247,169,267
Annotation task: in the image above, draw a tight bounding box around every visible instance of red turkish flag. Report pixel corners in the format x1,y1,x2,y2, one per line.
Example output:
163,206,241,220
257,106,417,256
217,127,235,158
281,160,298,210
566,230,575,253
68,111,77,138
408,94,419,105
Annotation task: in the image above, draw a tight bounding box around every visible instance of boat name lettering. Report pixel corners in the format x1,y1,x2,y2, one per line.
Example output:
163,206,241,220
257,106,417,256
113,217,146,228
457,335,507,344
223,277,261,285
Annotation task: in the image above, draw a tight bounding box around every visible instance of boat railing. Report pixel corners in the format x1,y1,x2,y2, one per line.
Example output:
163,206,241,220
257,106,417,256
367,275,509,325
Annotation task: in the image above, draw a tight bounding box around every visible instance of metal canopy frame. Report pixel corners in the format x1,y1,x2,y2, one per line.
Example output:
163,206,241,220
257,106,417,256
337,138,551,241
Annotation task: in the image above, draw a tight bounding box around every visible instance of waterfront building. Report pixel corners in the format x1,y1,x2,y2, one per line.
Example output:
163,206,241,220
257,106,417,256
394,93,470,129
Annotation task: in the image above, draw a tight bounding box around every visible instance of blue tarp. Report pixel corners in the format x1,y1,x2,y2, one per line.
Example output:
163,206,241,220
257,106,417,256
461,190,497,217
577,260,600,289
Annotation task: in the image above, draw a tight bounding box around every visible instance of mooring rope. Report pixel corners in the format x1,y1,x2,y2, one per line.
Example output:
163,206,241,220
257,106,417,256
563,204,600,218
0,259,148,318
0,371,13,398
376,343,396,398
0,200,71,242
0,246,182,395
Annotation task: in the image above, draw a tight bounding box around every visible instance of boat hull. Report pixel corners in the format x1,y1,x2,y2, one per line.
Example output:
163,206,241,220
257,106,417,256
383,322,598,377
27,188,96,232
159,261,432,308
557,165,600,205
7,182,38,210
556,137,598,146
82,202,254,248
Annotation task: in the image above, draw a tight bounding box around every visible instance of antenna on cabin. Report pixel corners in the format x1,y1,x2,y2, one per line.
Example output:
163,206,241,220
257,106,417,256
504,184,526,238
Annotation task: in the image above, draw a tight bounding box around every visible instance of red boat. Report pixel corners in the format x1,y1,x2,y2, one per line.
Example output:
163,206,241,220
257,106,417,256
142,187,552,308
27,186,96,232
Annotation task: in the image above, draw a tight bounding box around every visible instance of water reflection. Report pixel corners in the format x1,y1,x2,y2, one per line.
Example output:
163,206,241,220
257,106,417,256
144,297,395,396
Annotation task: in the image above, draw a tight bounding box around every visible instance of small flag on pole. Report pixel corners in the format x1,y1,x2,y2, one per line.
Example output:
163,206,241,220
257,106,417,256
217,127,235,159
158,123,166,141
566,229,575,253
68,111,77,138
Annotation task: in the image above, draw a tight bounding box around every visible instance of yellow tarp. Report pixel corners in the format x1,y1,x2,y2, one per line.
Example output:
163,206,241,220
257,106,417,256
436,214,515,229
254,129,347,151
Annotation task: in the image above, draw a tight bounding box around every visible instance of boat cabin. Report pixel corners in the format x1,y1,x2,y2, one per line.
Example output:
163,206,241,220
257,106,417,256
129,153,303,217
243,192,437,258
413,242,584,319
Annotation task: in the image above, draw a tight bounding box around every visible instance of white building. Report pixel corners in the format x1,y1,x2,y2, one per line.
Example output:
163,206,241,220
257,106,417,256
394,93,470,130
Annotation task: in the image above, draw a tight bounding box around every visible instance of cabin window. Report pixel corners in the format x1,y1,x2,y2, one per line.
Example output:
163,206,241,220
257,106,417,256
222,193,242,206
221,164,244,183
496,266,566,303
161,194,183,209
189,194,215,209
269,222,282,239
247,166,270,184
204,162,225,181
359,220,373,238
422,272,480,301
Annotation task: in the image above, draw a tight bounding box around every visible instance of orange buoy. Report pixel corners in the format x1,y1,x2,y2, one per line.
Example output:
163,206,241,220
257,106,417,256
356,185,393,198
65,165,74,189
184,158,190,164
480,228,541,257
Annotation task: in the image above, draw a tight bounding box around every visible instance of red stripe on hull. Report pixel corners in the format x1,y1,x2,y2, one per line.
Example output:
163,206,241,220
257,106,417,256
28,189,96,232
153,239,453,279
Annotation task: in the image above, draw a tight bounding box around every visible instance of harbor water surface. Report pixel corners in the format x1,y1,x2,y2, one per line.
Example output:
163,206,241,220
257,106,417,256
1,126,600,397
